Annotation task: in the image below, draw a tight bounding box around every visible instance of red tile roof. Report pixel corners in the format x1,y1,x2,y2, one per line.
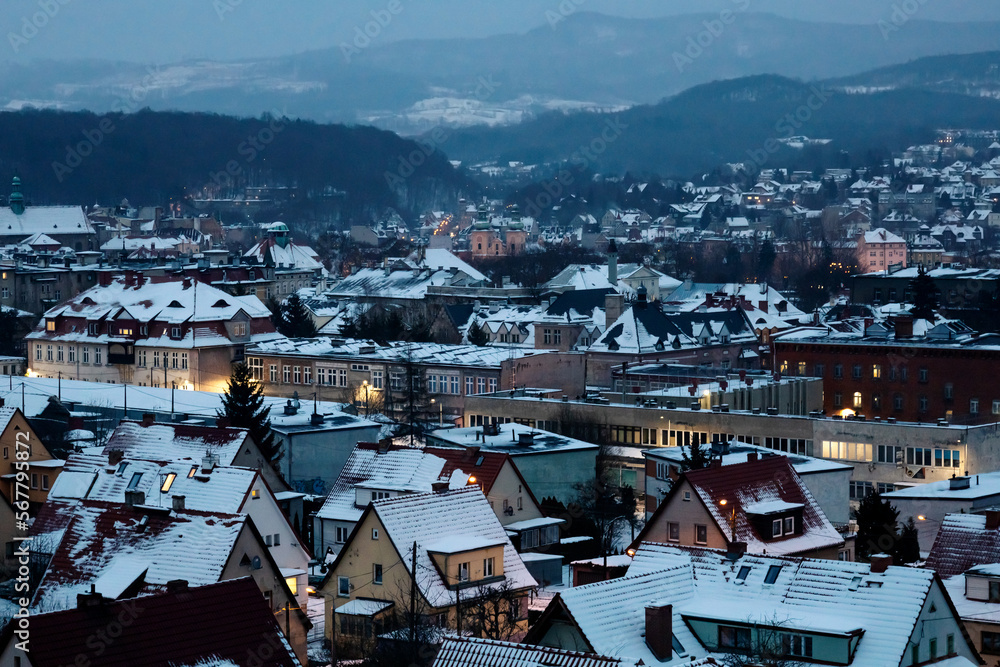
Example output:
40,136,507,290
433,635,629,667
5,577,299,666
424,446,509,495
925,513,1000,577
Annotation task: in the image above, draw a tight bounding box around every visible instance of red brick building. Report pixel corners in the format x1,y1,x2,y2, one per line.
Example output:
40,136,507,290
772,315,1000,425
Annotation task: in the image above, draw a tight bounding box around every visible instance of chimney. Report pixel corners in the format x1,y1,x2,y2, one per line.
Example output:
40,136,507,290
431,481,450,493
518,431,535,446
98,271,112,286
607,239,618,284
986,510,1000,531
466,445,481,458
604,292,624,325
644,604,673,661
108,449,124,466
201,451,218,473
124,490,145,507
77,584,107,609
377,438,392,454
172,495,186,512
166,579,188,593
870,553,893,574
141,413,156,427
747,452,759,463
727,541,748,560
710,458,722,469
893,312,914,339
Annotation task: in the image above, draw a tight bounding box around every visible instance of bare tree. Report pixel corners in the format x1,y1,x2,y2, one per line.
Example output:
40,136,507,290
464,579,524,642
718,615,807,667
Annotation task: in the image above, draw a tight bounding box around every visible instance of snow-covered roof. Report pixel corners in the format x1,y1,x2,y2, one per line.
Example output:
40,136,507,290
427,422,599,455
925,513,1000,578
326,249,486,300
33,500,247,610
0,205,94,239
433,636,635,667
243,236,324,273
315,444,469,523
643,441,851,475
369,487,536,608
103,421,250,466
862,228,905,244
884,473,1000,501
546,543,942,666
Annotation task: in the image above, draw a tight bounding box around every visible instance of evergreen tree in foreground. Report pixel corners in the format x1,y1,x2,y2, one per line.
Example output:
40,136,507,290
909,266,939,321
277,293,318,338
853,491,899,562
680,432,711,472
219,363,280,464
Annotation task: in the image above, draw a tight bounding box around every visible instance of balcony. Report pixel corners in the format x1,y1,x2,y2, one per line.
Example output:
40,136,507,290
108,343,134,365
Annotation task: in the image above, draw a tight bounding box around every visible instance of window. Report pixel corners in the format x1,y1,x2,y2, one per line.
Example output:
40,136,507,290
553,330,562,345
338,369,347,387
871,393,881,411
477,377,486,394
372,491,390,501
171,352,178,369
695,524,707,545
971,398,980,415
428,375,437,393
34,345,41,361
783,516,794,534
293,367,301,384
372,370,383,389
151,350,159,367
764,565,782,584
126,473,143,490
450,376,459,394
180,353,187,370
667,522,680,542
466,377,475,395
772,519,782,538
371,528,379,540
46,320,55,332
814,363,825,377
850,481,873,500
919,395,928,412
852,364,862,379
947,634,954,656
458,562,470,582
488,378,497,392
56,346,64,362
283,366,290,383
46,345,53,361
833,363,843,379
833,392,843,408
907,447,933,466
336,526,349,543
719,626,751,650
338,576,350,596
269,365,277,382
877,445,900,464
984,632,1000,655
137,349,145,367
994,400,1000,415
781,634,813,658
944,383,954,400
930,637,938,660
543,329,552,345
919,367,929,383
894,394,903,411
30,474,37,489
853,392,863,409
171,326,181,339
95,347,102,365
232,322,247,337
273,533,280,546
160,473,175,492
797,361,806,376
736,566,750,582
303,367,311,385
484,557,495,577
373,564,383,585
872,364,881,379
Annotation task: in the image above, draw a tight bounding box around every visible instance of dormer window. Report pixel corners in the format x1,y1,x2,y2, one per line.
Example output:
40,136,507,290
171,326,181,339
168,300,182,308
45,320,55,332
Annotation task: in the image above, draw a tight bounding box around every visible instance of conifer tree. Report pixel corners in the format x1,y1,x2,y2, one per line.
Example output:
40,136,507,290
277,293,317,338
853,491,900,562
218,363,280,464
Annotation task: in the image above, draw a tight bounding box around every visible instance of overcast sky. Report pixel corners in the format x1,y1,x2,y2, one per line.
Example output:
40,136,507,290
3,0,995,63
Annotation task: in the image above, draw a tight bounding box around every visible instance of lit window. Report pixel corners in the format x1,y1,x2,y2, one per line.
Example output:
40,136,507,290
853,392,863,409
285,576,298,596
45,320,55,332
160,473,176,492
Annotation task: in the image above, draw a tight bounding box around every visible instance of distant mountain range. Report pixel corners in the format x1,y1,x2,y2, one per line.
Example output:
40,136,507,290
2,13,1000,134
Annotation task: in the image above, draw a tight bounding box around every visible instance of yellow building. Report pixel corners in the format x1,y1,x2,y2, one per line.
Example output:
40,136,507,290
320,486,537,657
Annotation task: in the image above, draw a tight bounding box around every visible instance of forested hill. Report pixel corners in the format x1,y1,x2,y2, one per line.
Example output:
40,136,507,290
441,75,1000,176
0,109,470,220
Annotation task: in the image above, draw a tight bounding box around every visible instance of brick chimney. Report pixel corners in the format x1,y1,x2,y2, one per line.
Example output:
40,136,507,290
141,412,156,427
644,604,673,661
986,510,1000,531
108,449,124,466
894,312,914,339
431,481,450,493
747,452,759,463
605,293,624,325
870,553,893,574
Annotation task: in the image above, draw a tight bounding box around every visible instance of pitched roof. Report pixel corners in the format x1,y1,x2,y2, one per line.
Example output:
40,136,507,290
536,543,949,667
369,487,536,608
33,500,247,610
635,456,843,556
8,577,299,667
0,205,93,239
925,513,1000,578
432,635,633,667
103,421,251,466
591,306,754,355
315,444,469,523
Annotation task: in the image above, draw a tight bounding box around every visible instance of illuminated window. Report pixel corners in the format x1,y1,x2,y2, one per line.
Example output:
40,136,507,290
853,392,863,409
160,473,176,493
872,365,881,379
188,465,197,478
45,320,55,332
285,576,298,596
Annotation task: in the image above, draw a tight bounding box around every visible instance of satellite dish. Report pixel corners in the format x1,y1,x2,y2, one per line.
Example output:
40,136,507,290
251,556,262,570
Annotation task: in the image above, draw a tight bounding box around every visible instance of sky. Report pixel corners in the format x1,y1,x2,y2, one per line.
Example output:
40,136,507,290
2,0,995,63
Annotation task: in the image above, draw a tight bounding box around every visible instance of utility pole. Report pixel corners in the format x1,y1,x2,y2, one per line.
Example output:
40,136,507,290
20,382,24,411
123,383,127,420
455,584,461,637
409,541,417,643
57,371,61,401
171,383,175,414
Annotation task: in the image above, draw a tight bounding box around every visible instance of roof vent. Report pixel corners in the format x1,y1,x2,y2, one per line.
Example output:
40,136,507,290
517,432,535,446
172,495,186,511
124,489,145,507
949,476,971,490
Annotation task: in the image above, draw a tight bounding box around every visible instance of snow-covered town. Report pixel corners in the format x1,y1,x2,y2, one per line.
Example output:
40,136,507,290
4,3,1000,666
